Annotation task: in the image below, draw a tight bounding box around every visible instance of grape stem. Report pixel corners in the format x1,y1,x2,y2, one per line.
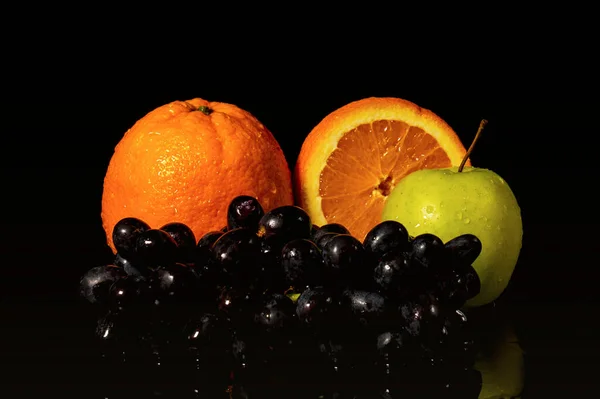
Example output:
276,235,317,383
458,119,488,172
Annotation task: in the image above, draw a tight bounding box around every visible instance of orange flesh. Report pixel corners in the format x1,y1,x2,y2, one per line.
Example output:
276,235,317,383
319,120,452,241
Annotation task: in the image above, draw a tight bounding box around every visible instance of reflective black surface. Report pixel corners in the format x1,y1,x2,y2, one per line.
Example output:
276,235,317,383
2,71,598,397
2,221,597,398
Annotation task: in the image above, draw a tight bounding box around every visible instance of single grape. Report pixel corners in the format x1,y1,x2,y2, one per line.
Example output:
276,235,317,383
281,238,323,290
444,234,483,269
112,217,150,258
315,232,339,250
159,222,197,263
257,205,312,242
195,230,223,262
134,229,179,268
443,265,482,308
321,234,370,290
259,234,286,266
197,230,223,249
463,265,481,299
253,235,288,293
363,220,410,258
399,294,443,339
107,275,143,311
212,227,261,287
296,286,338,329
339,289,388,332
227,195,265,231
372,251,411,294
411,233,446,272
80,265,127,304
312,223,350,243
192,231,229,298
152,262,199,303
254,293,297,333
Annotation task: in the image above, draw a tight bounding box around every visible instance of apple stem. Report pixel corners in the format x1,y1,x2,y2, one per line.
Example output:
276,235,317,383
458,119,488,172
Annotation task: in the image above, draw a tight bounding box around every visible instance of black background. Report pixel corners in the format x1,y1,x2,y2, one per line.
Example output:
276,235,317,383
1,21,598,398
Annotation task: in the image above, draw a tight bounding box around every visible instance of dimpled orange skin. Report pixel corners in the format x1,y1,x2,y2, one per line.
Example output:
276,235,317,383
101,98,293,253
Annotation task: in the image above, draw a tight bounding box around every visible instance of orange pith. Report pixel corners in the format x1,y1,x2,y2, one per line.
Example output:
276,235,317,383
319,120,453,239
294,97,469,242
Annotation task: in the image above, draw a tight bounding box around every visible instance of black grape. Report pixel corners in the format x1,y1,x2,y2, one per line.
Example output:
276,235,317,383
151,262,199,304
134,229,179,268
442,265,482,308
253,293,297,335
257,205,312,242
80,265,127,305
315,232,339,250
112,217,150,258
195,230,223,262
363,220,410,257
312,223,350,243
339,289,388,333
399,294,444,340
159,222,197,263
444,234,483,269
373,251,411,295
321,234,370,290
281,238,323,290
411,233,446,272
211,227,261,287
296,286,339,330
227,195,265,231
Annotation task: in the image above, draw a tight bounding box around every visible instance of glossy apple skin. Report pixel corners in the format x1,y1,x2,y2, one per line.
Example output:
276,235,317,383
382,166,522,307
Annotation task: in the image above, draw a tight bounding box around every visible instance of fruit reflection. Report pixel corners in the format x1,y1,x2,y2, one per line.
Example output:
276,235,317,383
470,308,525,399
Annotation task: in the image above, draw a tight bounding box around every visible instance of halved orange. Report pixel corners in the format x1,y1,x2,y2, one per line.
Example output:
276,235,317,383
294,97,470,242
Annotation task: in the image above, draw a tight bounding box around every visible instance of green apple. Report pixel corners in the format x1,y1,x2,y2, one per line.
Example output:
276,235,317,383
475,320,525,399
381,165,522,307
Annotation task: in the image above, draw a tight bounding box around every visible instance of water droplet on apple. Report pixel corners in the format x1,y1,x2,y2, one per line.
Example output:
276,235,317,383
456,212,463,220
463,218,471,224
425,205,435,214
440,202,445,208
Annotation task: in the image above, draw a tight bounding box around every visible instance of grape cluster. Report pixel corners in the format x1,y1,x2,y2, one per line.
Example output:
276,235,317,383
80,195,484,398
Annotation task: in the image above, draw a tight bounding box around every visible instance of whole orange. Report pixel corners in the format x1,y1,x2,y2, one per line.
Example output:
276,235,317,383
101,98,293,253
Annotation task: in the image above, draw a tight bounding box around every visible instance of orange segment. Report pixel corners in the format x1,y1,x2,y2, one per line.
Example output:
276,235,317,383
294,97,469,242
